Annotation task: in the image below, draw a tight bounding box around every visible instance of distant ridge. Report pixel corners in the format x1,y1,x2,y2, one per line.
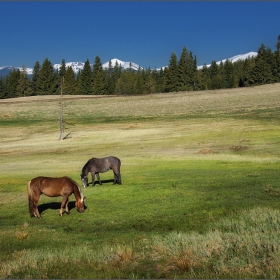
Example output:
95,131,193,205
0,51,258,77
197,51,257,70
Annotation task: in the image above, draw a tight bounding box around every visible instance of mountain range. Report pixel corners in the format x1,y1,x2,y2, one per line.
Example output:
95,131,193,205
0,52,258,77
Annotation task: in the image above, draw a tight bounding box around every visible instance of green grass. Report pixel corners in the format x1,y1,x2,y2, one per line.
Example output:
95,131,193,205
0,83,280,278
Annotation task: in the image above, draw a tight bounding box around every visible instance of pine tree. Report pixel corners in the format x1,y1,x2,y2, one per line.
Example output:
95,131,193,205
59,59,67,78
222,59,235,88
241,58,255,86
94,61,106,94
164,51,179,92
152,67,164,93
16,65,33,97
32,61,40,96
143,68,156,94
178,46,189,91
37,58,56,95
115,70,135,95
192,55,199,91
251,44,275,85
197,64,210,90
178,47,197,91
105,59,115,95
63,66,76,95
113,61,123,95
92,56,106,95
0,77,7,99
52,70,61,95
134,67,144,95
77,59,92,95
209,61,222,89
7,69,20,98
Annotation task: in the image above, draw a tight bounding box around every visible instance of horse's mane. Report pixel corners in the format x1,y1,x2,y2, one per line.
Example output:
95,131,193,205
66,176,84,199
82,158,97,174
82,159,91,173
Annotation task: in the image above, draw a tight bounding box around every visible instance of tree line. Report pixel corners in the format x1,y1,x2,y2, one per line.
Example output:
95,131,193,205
0,35,279,99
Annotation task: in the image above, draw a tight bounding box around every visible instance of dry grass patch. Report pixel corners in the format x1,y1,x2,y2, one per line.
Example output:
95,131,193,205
229,145,249,151
196,148,215,154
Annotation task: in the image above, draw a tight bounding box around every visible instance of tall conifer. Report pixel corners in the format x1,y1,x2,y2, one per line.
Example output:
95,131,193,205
16,65,33,97
37,58,56,95
77,59,92,95
92,56,106,95
32,61,40,96
165,51,179,92
64,66,76,95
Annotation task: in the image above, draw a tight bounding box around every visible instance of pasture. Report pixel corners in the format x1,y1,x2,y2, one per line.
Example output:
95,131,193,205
1,83,280,278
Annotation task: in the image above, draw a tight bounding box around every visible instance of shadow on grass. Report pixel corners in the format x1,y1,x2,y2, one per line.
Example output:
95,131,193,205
38,201,86,215
89,179,115,186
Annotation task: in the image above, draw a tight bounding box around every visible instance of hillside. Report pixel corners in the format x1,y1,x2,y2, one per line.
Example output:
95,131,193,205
1,83,280,278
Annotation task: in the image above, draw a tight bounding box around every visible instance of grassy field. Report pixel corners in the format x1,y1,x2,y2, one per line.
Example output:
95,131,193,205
1,83,280,278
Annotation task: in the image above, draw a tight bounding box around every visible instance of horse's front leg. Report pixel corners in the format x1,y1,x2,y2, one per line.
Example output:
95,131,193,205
96,173,102,185
91,173,95,186
60,196,68,216
65,198,70,215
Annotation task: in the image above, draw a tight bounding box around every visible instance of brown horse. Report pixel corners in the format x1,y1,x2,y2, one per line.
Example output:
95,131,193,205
80,156,122,187
27,176,86,218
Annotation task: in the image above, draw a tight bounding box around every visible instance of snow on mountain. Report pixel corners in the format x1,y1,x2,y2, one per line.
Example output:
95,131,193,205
0,66,34,76
197,51,258,70
20,67,33,75
53,61,85,74
52,59,142,74
0,52,258,77
102,58,142,71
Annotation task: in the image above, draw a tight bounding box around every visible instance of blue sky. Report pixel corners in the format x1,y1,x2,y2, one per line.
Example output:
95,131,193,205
1,1,280,69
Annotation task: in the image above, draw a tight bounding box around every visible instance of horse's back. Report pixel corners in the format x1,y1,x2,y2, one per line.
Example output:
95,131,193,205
30,176,74,197
109,156,121,164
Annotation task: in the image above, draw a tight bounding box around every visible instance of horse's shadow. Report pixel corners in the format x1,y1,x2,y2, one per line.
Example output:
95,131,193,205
90,179,115,186
38,201,76,215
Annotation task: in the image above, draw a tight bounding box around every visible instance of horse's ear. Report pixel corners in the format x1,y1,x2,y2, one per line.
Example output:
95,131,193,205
84,197,86,202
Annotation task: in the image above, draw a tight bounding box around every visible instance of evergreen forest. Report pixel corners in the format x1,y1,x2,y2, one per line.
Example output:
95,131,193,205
1,35,280,99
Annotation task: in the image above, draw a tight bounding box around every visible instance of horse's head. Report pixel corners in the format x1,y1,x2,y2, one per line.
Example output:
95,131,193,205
80,173,88,188
75,196,86,213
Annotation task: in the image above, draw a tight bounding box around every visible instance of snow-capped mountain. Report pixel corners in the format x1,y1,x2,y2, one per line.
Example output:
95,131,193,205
197,51,257,70
0,52,258,77
0,66,33,76
102,58,142,71
52,59,142,75
53,61,85,74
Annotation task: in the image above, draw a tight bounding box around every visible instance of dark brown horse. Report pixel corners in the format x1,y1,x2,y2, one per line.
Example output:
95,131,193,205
80,156,122,187
27,176,86,218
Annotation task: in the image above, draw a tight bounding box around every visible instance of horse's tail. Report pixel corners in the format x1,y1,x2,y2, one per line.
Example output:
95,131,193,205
27,180,35,217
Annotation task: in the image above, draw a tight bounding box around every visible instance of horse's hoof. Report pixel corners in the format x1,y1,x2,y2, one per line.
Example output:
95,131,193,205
66,212,70,215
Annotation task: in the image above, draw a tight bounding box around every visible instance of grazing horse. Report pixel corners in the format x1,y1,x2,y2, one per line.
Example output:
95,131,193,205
27,176,86,218
80,156,122,187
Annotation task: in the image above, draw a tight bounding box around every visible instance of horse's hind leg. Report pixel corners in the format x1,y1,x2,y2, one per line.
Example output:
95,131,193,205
96,173,102,185
34,200,41,218
113,168,122,185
